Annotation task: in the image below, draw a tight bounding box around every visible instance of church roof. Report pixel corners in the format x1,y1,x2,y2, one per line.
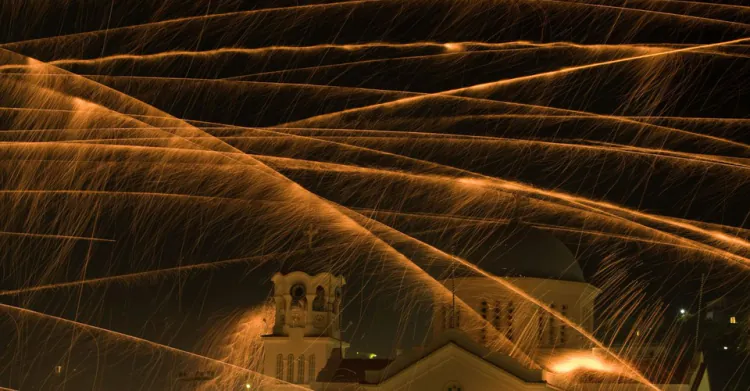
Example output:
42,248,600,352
377,329,545,384
415,221,586,283
316,329,545,385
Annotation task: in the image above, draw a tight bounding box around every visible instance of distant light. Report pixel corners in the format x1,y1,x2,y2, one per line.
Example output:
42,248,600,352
368,353,377,359
723,346,729,350
635,330,640,337
730,316,737,324
680,309,686,315
245,384,251,389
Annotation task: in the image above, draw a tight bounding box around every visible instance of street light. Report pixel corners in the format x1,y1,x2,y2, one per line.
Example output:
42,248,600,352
245,384,251,389
679,309,686,315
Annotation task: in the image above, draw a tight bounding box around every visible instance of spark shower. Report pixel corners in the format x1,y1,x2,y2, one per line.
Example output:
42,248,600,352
0,0,748,390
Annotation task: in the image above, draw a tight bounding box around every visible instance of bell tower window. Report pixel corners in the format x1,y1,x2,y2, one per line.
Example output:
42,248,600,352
312,286,326,311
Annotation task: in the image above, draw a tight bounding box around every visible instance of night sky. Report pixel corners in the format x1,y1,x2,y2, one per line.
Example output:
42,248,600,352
1,0,749,390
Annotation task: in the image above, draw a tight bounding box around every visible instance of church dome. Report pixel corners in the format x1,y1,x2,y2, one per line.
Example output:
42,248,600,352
415,221,586,283
465,223,585,283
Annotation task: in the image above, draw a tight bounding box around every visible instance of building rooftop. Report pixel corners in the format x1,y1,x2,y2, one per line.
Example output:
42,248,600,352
415,221,586,283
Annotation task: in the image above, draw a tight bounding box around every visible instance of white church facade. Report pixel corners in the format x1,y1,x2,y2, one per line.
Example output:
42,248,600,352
260,225,711,391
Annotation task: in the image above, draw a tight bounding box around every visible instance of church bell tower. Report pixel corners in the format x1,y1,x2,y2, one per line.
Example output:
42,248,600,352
261,271,347,386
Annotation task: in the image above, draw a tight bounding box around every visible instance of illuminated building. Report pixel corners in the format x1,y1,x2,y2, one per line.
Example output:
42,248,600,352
261,271,347,389
263,225,711,390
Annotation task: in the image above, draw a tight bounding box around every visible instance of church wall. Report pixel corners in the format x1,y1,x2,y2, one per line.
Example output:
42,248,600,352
436,277,599,352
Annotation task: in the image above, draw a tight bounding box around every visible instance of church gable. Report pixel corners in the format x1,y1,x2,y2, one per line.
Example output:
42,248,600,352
367,343,551,391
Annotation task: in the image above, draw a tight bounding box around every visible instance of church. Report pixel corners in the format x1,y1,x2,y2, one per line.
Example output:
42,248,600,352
260,224,712,390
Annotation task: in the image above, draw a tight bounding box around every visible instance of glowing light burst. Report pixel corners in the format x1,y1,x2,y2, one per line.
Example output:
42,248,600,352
550,353,619,375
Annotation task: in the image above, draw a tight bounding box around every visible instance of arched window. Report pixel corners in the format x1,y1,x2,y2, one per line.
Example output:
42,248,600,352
493,301,501,329
287,354,294,382
333,287,342,314
308,355,316,383
297,355,305,384
506,301,514,341
479,301,488,344
312,286,326,312
537,311,544,342
290,284,307,308
549,304,556,346
276,354,283,379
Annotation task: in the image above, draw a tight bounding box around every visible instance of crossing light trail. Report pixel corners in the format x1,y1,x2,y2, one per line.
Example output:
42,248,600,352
0,0,381,50
0,303,310,390
334,205,661,390
277,37,750,129
1,1,748,388
4,63,746,153
0,230,114,242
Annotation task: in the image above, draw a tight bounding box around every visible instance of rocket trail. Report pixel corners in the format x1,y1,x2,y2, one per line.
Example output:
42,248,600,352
0,0,380,49
0,303,309,390
47,42,530,67
162,99,750,155
8,107,744,263
0,230,114,242
350,207,722,251
6,66,745,152
538,0,750,29
276,37,750,129
254,135,749,170
250,152,750,263
7,146,742,270
31,132,750,172
46,40,658,69
334,205,661,390
0,246,340,297
155,119,750,257
605,0,750,12
185,121,750,256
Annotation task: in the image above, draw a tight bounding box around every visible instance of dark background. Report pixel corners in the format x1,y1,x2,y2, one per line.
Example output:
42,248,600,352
0,0,749,389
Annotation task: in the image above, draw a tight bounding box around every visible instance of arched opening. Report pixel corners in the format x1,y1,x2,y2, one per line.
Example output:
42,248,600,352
287,353,294,382
297,354,305,383
308,355,316,383
275,354,283,379
312,286,326,312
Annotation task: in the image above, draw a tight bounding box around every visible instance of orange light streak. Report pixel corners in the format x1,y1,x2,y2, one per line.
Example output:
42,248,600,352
0,246,339,297
46,40,651,68
540,0,750,29
0,230,114,242
334,206,660,390
0,303,308,389
0,0,380,49
277,37,750,129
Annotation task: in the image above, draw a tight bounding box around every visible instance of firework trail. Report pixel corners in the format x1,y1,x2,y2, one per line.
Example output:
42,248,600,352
1,0,748,389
